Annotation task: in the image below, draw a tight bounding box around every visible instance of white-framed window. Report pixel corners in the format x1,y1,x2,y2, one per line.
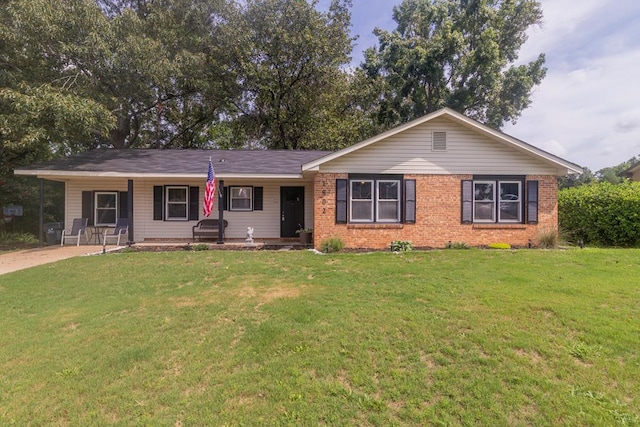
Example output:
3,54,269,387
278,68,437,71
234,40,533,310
377,180,400,222
473,180,522,223
230,186,253,211
95,192,117,226
166,186,188,220
349,178,401,223
473,181,495,222
498,181,522,222
350,180,373,222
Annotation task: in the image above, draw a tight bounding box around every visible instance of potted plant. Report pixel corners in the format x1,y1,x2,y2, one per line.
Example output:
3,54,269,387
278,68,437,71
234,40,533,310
296,226,313,245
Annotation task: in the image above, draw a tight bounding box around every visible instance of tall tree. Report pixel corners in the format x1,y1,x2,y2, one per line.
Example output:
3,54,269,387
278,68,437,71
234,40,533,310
362,0,546,129
83,0,240,149
231,0,361,150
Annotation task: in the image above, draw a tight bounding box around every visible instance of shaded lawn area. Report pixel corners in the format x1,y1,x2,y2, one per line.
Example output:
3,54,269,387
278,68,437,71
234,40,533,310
1,249,639,425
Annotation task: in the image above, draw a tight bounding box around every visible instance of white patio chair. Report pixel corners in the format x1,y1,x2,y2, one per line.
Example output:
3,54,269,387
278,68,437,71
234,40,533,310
102,218,128,246
60,218,89,246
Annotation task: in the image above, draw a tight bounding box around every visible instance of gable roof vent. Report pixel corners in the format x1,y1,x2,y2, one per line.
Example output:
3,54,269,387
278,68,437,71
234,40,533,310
432,131,447,151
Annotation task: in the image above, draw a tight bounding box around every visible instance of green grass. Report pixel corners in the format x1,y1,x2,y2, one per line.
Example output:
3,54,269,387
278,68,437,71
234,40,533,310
1,249,639,425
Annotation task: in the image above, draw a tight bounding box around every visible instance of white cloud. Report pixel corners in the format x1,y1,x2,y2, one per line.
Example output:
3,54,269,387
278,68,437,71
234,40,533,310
506,46,640,170
506,0,640,171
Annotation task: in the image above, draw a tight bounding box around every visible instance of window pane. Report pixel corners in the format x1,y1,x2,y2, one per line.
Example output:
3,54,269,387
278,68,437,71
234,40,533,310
500,202,521,221
96,209,116,224
352,200,373,221
97,193,116,208
474,202,495,221
378,181,398,200
500,182,520,201
474,183,494,201
168,204,187,218
378,201,399,221
168,188,186,202
232,199,252,210
352,181,372,200
232,187,251,199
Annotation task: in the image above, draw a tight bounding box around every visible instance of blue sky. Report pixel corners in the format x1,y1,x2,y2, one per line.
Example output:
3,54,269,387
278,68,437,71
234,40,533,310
320,0,640,171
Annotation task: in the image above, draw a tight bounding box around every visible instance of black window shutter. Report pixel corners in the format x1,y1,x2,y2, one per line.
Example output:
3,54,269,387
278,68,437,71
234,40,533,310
336,179,348,223
189,186,199,221
254,187,263,211
461,180,473,224
118,192,128,219
527,181,539,224
404,179,416,223
223,186,229,211
153,186,163,220
82,191,94,226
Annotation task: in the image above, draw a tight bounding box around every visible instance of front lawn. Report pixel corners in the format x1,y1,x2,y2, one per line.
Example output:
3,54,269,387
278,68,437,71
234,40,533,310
1,249,638,425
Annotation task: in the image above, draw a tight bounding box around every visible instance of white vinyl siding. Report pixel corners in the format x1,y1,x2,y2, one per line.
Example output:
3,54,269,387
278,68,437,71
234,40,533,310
65,178,314,241
319,117,558,175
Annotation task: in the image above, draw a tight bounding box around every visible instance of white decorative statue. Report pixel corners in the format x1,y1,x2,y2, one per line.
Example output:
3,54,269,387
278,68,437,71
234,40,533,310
246,227,254,243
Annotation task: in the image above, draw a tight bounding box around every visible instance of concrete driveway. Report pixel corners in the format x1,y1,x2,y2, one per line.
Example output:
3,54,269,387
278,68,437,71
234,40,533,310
0,245,106,275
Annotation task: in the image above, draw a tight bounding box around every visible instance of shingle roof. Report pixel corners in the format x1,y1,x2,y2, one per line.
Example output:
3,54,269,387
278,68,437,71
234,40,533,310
15,149,331,177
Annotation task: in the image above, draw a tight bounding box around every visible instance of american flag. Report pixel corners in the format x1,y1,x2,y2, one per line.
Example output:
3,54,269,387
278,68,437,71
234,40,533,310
203,158,216,217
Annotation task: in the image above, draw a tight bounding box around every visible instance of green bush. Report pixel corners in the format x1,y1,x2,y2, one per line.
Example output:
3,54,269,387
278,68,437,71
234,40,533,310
390,240,413,252
559,181,640,246
319,237,345,253
192,243,209,251
0,231,38,245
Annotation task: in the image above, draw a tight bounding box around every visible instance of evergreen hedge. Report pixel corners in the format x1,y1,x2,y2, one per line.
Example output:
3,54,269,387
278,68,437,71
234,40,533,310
559,181,640,246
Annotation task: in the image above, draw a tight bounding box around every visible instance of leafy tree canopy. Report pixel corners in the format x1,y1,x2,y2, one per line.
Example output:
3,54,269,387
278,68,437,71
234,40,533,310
229,0,366,150
362,0,546,129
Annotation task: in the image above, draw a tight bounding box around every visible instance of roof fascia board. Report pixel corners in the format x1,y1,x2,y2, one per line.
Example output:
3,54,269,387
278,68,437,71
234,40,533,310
14,170,305,180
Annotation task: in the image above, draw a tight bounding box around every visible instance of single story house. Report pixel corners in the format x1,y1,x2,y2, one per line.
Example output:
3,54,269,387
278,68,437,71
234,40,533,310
15,108,582,249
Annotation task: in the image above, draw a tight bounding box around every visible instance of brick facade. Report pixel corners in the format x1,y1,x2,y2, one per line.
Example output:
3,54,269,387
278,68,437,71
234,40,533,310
313,173,558,249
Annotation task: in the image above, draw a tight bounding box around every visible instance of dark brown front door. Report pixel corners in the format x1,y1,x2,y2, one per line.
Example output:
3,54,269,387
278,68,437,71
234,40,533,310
280,187,304,237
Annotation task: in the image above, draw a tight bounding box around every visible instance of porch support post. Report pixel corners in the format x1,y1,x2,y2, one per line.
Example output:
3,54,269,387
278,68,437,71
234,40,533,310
217,179,224,244
127,179,134,244
39,178,44,247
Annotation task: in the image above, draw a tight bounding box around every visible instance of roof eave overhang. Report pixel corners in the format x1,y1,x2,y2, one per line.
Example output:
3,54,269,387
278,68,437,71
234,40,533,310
14,170,306,180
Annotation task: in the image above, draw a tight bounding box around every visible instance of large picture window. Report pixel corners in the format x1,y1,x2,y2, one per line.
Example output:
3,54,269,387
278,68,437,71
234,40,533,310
95,192,117,226
166,186,188,220
473,180,522,223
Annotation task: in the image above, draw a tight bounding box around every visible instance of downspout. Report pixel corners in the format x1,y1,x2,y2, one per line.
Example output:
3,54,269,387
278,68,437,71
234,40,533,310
217,180,224,244
127,179,134,245
39,178,44,247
